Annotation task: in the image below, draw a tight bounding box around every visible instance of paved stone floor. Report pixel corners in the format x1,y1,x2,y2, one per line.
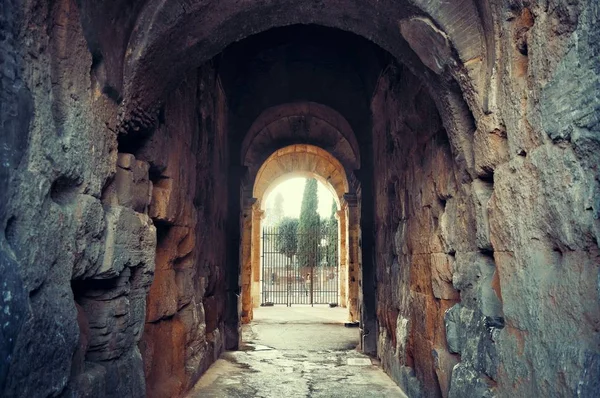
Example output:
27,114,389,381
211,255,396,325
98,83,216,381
188,305,407,398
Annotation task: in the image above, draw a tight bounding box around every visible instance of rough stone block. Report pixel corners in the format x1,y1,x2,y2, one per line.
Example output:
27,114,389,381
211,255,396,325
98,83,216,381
444,305,462,355
149,178,175,223
71,363,107,398
399,17,453,75
81,295,138,362
452,252,502,319
440,195,477,253
431,253,459,300
105,158,152,213
448,363,495,398
71,195,106,279
471,180,493,252
96,206,156,279
444,304,500,380
176,268,195,310
3,276,79,397
103,348,145,398
473,129,508,179
432,347,459,398
0,250,28,390
395,316,410,357
146,269,178,323
117,153,135,170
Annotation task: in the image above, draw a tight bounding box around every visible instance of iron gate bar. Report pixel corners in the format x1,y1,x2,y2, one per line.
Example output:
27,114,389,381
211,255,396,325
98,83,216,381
261,224,338,306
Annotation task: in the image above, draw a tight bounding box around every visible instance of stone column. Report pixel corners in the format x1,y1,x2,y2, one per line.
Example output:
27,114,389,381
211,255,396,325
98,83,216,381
251,204,264,308
337,208,347,309
344,194,360,323
240,198,256,324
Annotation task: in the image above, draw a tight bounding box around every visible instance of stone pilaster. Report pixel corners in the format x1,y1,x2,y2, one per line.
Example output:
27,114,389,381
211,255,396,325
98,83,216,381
240,198,256,324
344,193,360,323
251,204,264,308
336,208,347,309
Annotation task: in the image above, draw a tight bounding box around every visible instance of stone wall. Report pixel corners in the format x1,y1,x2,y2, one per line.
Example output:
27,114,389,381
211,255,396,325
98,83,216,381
372,64,470,397
0,0,230,395
372,1,600,396
137,65,229,397
1,0,129,395
486,1,600,396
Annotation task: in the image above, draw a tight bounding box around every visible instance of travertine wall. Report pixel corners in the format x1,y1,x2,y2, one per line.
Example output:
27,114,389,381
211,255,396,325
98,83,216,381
138,65,229,397
0,0,132,395
372,64,467,397
0,0,229,395
372,1,600,396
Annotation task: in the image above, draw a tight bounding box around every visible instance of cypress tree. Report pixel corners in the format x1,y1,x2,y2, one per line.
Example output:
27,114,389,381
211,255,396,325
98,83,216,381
297,178,320,268
326,199,338,267
275,217,298,259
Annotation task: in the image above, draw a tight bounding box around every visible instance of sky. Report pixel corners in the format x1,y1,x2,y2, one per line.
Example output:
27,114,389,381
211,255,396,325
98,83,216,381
264,177,336,219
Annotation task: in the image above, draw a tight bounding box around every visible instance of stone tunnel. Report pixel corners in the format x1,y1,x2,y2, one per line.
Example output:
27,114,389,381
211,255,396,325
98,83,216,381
1,0,599,397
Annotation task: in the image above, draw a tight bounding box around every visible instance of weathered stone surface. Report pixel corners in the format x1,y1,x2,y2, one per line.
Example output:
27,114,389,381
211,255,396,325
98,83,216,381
96,206,156,279
103,155,152,213
1,0,119,395
431,253,459,300
372,63,461,398
148,178,175,223
448,363,495,398
473,129,509,179
445,304,500,381
444,306,461,355
146,269,178,322
452,252,502,320
0,251,27,391
139,64,230,398
399,17,454,75
432,348,459,398
439,194,477,254
471,180,494,252
0,0,33,223
71,195,106,279
4,273,79,397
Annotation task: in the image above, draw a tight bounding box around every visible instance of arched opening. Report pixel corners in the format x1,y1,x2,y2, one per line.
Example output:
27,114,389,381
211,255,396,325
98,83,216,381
242,144,359,326
259,177,342,314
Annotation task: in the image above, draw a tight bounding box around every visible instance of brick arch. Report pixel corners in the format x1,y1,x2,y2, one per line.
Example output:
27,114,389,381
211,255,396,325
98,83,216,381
253,144,349,207
243,102,360,174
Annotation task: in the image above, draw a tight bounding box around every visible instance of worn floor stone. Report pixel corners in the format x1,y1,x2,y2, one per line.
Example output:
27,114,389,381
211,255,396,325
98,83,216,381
187,306,407,398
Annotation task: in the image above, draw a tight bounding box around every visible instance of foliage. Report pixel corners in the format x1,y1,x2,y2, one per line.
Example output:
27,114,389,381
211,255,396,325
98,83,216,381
319,199,338,266
325,200,338,267
297,178,320,267
275,217,298,259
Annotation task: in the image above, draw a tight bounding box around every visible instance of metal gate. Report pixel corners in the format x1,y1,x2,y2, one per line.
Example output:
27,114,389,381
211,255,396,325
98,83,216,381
261,224,338,306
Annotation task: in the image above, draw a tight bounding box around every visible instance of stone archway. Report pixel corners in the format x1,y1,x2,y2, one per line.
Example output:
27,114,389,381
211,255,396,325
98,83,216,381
5,2,600,398
240,145,361,328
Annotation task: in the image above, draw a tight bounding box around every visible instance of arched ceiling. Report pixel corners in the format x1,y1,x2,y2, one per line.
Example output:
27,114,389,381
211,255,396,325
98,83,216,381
108,0,491,124
242,102,360,174
219,25,386,148
253,145,349,207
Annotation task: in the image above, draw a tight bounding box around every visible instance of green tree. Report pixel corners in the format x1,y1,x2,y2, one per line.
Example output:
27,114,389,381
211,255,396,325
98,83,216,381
326,200,338,267
297,178,320,268
319,199,338,267
275,217,298,259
